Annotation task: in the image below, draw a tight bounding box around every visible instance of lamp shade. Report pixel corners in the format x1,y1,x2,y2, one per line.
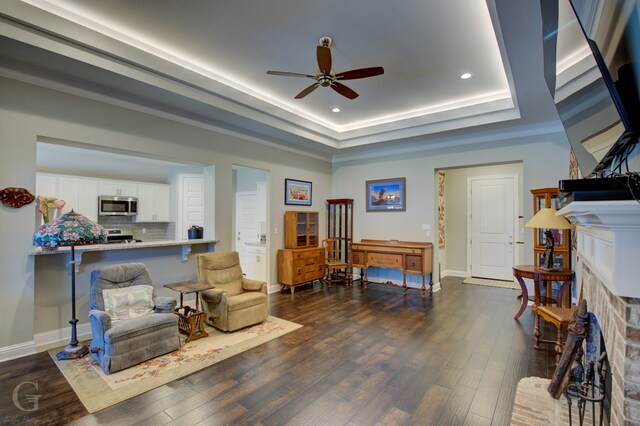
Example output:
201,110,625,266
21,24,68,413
33,210,106,248
524,207,573,230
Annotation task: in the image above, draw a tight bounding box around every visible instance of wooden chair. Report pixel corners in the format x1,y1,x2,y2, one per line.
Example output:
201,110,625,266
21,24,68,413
532,281,583,364
322,239,352,286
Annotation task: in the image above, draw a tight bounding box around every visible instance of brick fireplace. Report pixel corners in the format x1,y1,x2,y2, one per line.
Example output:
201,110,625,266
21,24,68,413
558,200,640,425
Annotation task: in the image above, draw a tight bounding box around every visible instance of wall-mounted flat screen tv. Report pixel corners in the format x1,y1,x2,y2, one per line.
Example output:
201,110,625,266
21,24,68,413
542,0,639,177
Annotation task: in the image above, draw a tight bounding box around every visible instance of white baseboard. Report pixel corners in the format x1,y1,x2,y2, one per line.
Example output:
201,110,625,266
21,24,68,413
268,284,281,294
34,323,93,352
0,340,37,363
441,269,468,278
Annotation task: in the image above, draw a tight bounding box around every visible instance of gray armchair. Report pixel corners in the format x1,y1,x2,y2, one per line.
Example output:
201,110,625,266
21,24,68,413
88,263,180,374
197,251,268,332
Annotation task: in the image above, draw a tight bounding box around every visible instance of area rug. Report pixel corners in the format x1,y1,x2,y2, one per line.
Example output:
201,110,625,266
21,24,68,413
462,276,520,290
49,316,301,413
511,377,595,425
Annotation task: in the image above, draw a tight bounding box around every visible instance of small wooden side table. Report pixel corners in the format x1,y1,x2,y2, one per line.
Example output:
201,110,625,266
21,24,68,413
163,281,211,343
512,265,574,320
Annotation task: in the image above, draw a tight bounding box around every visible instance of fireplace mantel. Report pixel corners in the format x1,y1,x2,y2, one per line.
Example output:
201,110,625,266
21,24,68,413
557,200,640,299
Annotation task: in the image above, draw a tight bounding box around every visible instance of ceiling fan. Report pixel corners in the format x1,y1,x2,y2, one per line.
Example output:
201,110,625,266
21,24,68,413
266,36,384,100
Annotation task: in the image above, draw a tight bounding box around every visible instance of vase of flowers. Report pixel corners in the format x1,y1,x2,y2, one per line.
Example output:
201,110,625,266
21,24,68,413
37,196,66,224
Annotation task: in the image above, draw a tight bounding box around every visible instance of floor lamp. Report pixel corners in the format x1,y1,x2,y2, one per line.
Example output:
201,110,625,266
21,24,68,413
33,210,106,360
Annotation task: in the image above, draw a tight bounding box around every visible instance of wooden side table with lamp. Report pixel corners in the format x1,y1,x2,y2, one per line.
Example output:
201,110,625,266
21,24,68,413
514,201,575,363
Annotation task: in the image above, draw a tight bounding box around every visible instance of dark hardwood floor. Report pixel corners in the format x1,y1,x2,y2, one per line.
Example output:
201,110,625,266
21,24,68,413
0,276,557,425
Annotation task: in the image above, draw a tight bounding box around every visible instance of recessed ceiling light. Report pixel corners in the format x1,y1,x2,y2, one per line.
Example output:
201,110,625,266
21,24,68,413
331,106,341,113
460,73,472,80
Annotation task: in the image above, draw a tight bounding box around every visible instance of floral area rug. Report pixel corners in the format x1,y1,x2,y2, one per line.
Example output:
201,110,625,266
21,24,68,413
49,316,301,413
511,377,595,425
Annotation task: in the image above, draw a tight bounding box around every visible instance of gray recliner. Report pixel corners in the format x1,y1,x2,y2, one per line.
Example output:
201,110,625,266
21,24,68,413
88,263,180,374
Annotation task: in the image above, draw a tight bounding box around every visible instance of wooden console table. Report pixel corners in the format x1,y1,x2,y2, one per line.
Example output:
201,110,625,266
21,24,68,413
512,265,574,320
163,281,211,343
351,239,433,298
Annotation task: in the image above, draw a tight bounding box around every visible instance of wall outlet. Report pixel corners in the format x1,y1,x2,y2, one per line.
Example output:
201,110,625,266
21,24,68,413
421,224,430,231
425,230,431,238
142,228,146,234
274,227,278,235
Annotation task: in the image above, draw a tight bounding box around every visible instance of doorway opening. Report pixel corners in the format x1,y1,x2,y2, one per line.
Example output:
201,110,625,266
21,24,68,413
232,165,270,287
437,162,523,281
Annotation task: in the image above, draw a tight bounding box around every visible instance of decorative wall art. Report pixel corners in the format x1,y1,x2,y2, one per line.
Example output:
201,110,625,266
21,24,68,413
365,177,406,212
569,148,578,250
569,147,579,179
0,187,35,208
437,171,445,248
284,178,312,206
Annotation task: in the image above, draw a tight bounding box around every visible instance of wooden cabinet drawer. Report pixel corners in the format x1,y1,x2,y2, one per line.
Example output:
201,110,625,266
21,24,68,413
304,271,321,281
351,251,365,266
368,253,402,268
301,249,322,258
406,255,423,272
302,263,318,273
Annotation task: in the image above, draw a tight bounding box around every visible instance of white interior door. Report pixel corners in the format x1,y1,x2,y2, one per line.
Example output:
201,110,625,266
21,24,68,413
180,175,205,239
235,192,259,272
469,175,516,280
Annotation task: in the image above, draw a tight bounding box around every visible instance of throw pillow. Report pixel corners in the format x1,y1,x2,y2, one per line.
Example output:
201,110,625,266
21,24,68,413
102,285,154,320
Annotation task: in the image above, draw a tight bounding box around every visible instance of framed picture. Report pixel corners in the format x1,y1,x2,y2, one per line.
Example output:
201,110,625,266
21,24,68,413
366,177,406,212
284,178,312,206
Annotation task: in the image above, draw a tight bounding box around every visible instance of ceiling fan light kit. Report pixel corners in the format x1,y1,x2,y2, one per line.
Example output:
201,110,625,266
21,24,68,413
266,36,384,100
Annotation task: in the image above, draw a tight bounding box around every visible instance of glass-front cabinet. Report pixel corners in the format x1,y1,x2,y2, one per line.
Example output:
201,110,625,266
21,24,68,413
285,211,319,248
531,187,571,269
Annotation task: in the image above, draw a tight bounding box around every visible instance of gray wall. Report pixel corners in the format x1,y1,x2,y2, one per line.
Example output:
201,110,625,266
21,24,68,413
332,133,570,284
234,167,268,193
0,76,332,350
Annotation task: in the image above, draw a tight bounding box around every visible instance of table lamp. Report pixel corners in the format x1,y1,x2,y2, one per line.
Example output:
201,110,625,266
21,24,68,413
525,207,573,271
33,210,106,359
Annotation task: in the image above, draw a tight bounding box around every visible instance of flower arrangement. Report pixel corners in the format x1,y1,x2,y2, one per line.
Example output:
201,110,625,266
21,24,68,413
37,196,66,223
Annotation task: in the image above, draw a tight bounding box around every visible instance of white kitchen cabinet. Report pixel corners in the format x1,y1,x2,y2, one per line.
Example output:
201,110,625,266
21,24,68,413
134,183,171,222
256,181,267,223
58,176,99,221
98,180,138,197
245,244,267,282
35,173,58,198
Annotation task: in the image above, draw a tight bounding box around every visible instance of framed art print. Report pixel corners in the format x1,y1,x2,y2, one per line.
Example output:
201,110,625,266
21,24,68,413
366,177,406,212
285,178,312,206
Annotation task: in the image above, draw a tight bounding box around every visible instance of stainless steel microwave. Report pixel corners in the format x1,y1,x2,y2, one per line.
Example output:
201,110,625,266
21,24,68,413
98,195,138,216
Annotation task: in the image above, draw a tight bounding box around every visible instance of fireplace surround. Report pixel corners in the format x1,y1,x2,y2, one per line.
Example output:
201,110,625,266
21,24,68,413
558,200,640,425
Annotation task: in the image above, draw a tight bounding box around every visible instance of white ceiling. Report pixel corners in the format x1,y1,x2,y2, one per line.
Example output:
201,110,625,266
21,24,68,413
0,0,565,160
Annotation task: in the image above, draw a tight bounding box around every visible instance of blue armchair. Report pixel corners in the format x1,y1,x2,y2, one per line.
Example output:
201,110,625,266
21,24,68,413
88,263,180,374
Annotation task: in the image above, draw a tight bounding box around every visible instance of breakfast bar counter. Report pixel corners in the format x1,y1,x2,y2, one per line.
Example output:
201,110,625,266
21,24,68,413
30,239,218,271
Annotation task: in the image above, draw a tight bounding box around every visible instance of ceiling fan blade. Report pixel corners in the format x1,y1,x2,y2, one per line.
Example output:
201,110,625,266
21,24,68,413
335,66,385,80
295,83,320,99
331,81,359,100
317,45,332,74
267,71,315,78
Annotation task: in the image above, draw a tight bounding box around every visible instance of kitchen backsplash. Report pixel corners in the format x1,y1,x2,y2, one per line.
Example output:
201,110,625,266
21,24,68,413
98,216,176,241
